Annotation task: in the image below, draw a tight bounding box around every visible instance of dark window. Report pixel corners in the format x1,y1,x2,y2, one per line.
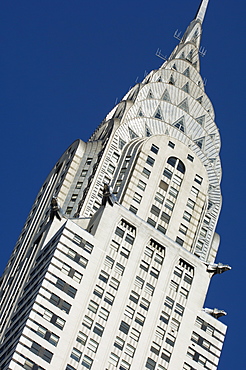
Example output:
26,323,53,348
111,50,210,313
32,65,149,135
143,167,151,178
115,227,124,238
176,237,184,246
187,154,194,162
146,156,155,166
168,141,175,149
147,218,156,227
119,321,130,334
167,157,177,167
177,160,185,174
151,144,159,154
159,180,168,191
146,357,156,370
161,212,170,223
163,168,172,179
93,323,104,337
150,205,160,217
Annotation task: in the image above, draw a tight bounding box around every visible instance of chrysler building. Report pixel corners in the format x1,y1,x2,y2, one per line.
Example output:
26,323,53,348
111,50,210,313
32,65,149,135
0,1,229,369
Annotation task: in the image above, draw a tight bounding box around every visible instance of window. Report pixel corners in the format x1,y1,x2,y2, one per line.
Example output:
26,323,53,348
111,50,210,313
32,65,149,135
83,241,94,254
70,348,82,362
145,283,155,295
76,331,87,345
177,160,185,174
187,154,194,162
184,273,193,284
83,316,93,329
157,224,166,234
151,205,160,217
170,280,178,292
200,228,207,238
150,342,161,355
97,307,109,321
119,321,130,334
135,312,145,326
180,287,189,298
71,194,77,201
125,343,135,357
129,205,138,214
140,260,149,272
176,237,184,246
165,199,174,211
93,322,104,336
109,277,120,290
173,174,182,186
168,141,175,148
164,296,174,309
183,211,192,222
30,342,53,363
146,155,155,166
187,198,195,209
150,267,159,279
104,255,114,269
161,349,171,362
135,276,145,288
159,180,168,191
130,327,141,341
140,297,150,311
165,333,175,346
151,144,159,154
108,164,115,174
120,360,131,370
194,174,203,185
175,303,185,316
154,253,164,264
109,353,119,367
170,318,180,331
86,158,92,165
191,186,199,197
137,179,146,191
146,357,156,370
104,292,114,305
169,187,178,198
87,339,98,353
125,234,135,245
73,270,83,283
143,167,151,178
115,227,124,238
156,326,165,340
147,218,156,227
167,156,177,167
161,212,170,223
88,300,99,314
81,169,88,177
154,192,164,204
114,336,125,350
82,355,93,369
112,152,120,162
129,291,140,304
179,224,188,235
163,168,172,179
99,270,109,283
115,262,125,275
110,240,120,252
125,305,135,319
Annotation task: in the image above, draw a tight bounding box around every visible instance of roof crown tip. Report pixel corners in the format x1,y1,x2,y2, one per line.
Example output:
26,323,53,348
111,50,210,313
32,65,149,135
195,0,209,23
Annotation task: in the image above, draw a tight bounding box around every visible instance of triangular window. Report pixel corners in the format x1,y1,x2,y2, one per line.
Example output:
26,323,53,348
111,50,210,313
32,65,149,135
157,76,162,82
138,108,144,117
154,106,163,120
186,50,193,62
196,115,205,126
194,137,204,149
147,89,154,99
173,116,185,133
162,89,171,102
129,128,139,140
178,98,189,113
119,138,126,150
181,52,185,59
197,96,203,104
172,64,177,70
145,125,152,137
182,82,190,94
183,67,190,78
191,29,199,43
169,75,175,85
193,61,198,69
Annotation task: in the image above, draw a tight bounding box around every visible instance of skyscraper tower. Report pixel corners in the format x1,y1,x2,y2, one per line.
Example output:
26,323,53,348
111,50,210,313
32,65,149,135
0,1,229,369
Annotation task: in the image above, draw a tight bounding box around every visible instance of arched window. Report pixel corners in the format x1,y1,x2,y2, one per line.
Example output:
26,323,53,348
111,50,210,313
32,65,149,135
167,157,185,174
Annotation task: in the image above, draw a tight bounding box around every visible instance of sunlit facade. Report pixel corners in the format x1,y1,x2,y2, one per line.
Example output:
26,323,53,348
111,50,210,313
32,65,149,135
0,1,229,369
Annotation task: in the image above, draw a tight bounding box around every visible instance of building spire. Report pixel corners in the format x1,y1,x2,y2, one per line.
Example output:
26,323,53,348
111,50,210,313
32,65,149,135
195,0,209,23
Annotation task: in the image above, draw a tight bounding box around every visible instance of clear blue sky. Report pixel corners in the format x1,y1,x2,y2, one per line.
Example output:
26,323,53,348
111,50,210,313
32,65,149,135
0,1,244,368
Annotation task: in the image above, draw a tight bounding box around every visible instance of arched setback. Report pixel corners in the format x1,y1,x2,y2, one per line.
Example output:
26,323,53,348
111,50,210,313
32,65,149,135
112,134,219,261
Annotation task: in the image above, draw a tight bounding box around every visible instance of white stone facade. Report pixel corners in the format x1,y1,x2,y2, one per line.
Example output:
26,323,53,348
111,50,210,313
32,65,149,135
0,1,228,369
